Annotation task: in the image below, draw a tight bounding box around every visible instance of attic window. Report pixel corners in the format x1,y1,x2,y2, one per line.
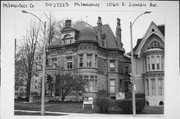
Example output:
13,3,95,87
149,41,161,49
152,29,155,32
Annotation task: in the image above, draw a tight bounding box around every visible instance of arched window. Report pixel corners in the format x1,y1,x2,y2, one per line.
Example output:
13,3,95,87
62,34,72,44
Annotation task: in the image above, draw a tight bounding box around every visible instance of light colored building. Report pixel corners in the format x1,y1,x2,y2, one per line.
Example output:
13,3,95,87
30,75,41,96
37,17,131,100
132,21,164,106
15,86,26,99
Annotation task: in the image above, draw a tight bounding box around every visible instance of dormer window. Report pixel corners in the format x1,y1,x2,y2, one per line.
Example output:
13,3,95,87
62,34,73,45
63,34,71,39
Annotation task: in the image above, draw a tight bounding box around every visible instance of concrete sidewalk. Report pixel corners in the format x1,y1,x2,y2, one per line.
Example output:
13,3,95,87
14,110,163,117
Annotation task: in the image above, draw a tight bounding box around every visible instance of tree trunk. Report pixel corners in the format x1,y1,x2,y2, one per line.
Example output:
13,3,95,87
61,96,65,102
26,75,31,102
61,91,66,102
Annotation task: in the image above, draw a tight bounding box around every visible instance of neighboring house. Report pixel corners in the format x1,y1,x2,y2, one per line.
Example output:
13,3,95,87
38,17,131,100
34,52,43,71
132,21,164,106
14,73,27,99
29,52,43,96
15,86,26,99
30,75,41,96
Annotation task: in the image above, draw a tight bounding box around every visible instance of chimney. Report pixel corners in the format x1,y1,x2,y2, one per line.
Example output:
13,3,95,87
116,18,121,30
65,19,72,27
97,17,102,33
116,18,123,49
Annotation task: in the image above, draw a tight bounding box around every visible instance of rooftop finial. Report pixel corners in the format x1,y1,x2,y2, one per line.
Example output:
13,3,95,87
97,16,102,25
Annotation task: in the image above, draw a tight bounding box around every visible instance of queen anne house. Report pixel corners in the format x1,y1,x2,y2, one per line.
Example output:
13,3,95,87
35,17,131,100
132,21,165,106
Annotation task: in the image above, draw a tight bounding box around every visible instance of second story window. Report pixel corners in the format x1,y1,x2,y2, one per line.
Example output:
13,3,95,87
125,66,129,75
147,55,164,71
67,56,72,69
147,56,150,71
79,54,83,67
156,56,160,70
87,54,92,67
151,56,155,70
95,54,97,67
161,56,164,70
51,57,57,67
110,60,115,72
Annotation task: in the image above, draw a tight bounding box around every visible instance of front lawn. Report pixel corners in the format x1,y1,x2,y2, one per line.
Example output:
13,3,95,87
14,101,164,115
14,111,68,116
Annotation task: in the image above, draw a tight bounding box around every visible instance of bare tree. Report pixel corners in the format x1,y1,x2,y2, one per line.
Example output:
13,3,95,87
15,50,26,90
17,22,40,101
44,13,63,46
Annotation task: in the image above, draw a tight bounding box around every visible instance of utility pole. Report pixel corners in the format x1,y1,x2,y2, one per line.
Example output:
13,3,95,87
130,11,151,116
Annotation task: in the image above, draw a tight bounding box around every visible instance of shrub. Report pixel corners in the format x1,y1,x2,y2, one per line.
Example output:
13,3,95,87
95,97,110,113
125,92,145,99
136,94,145,98
96,89,109,97
116,98,146,114
95,90,110,113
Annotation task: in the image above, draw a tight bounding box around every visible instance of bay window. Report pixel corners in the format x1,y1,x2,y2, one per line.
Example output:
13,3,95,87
51,57,57,67
146,55,164,71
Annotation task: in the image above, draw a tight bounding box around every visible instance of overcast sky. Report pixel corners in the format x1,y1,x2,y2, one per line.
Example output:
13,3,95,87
14,10,165,53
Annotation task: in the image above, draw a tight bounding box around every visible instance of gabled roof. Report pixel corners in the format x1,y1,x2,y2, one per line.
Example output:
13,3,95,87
94,24,119,49
133,21,165,57
158,25,165,35
133,38,142,51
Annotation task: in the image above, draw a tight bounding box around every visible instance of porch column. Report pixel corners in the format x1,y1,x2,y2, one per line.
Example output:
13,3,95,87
145,79,147,96
149,78,152,96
